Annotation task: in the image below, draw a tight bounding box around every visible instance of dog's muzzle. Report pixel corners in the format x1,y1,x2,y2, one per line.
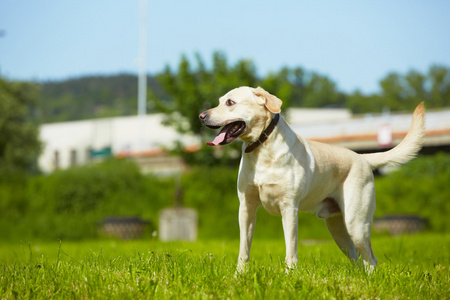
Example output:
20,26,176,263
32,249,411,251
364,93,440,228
199,111,246,146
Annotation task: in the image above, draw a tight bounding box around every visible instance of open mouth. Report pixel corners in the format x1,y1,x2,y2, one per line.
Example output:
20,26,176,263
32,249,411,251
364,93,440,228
206,121,246,146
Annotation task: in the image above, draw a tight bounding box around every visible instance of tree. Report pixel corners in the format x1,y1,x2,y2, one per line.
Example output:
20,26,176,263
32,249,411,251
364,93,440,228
152,53,362,165
155,53,349,136
345,91,382,114
302,73,346,108
153,52,259,166
428,65,450,108
405,70,428,105
155,52,258,135
0,78,41,179
260,67,302,109
347,65,450,114
379,72,407,110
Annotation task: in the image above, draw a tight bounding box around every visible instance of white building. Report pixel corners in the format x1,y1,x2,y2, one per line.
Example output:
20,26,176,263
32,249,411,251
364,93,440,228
38,114,200,174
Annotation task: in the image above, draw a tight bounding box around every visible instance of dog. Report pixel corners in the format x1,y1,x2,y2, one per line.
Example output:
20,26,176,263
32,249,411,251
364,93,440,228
199,86,425,271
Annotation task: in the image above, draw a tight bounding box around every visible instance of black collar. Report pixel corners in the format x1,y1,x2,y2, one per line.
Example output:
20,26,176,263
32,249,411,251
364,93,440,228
245,114,280,153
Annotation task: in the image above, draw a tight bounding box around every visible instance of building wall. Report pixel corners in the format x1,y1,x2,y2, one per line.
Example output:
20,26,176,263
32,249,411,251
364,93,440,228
38,114,199,173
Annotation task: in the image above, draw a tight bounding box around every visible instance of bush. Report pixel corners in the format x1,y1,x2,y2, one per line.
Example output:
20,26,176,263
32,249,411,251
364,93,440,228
374,152,450,232
1,153,449,242
179,166,329,240
0,159,174,241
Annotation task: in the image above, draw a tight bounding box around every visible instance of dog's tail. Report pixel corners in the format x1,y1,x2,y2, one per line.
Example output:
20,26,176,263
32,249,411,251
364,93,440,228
362,102,425,170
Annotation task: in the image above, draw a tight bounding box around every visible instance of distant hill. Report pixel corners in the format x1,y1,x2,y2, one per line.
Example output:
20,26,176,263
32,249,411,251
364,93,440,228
36,74,169,123
32,62,450,124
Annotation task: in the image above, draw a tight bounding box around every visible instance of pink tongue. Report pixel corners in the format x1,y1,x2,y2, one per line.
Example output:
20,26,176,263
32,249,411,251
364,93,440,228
207,131,226,146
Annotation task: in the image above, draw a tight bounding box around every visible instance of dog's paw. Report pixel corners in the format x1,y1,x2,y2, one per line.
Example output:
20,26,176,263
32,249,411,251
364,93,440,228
284,261,298,274
236,260,248,274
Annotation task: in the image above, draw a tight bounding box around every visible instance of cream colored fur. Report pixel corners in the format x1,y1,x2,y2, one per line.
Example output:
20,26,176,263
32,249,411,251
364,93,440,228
199,86,425,272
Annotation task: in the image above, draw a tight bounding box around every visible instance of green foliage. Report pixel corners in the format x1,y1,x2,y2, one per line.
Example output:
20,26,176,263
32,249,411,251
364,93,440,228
347,65,450,113
36,158,144,214
0,159,174,241
0,78,41,178
154,52,346,165
0,159,328,242
154,53,259,164
155,52,347,136
375,153,450,231
180,166,240,238
3,154,449,242
302,72,346,108
155,54,450,141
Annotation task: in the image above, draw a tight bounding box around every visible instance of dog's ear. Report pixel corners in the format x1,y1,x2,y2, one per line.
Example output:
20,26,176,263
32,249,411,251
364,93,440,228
253,86,282,113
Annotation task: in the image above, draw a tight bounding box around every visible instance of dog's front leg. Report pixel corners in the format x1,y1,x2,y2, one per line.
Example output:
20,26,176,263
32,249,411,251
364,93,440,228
281,204,299,270
237,198,259,273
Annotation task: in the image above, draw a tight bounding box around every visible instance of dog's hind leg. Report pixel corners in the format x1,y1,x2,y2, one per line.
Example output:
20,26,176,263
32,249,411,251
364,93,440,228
317,198,358,261
343,180,378,268
324,214,359,261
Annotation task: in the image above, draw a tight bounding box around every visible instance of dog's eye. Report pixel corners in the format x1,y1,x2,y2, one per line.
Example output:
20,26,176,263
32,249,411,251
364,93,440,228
226,99,236,106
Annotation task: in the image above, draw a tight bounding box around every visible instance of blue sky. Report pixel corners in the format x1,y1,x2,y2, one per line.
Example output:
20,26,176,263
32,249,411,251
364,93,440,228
1,0,449,94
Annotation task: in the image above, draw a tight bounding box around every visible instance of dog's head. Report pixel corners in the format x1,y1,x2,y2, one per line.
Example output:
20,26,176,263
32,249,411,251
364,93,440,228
199,86,282,146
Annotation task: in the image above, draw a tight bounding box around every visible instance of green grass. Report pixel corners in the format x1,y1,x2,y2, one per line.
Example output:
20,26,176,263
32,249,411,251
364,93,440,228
1,234,449,299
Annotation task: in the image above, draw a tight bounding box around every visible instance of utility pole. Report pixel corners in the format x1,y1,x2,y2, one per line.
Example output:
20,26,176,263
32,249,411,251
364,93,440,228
0,30,5,75
138,0,147,116
136,0,148,153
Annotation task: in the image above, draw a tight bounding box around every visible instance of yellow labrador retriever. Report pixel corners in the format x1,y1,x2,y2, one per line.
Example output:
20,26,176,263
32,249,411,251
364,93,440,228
199,86,425,271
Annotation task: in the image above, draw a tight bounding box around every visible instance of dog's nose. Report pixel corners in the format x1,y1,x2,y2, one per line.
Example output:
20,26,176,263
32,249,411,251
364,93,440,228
199,111,207,121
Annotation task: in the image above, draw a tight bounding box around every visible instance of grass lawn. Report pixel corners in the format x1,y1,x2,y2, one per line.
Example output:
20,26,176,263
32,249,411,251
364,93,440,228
1,233,449,299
